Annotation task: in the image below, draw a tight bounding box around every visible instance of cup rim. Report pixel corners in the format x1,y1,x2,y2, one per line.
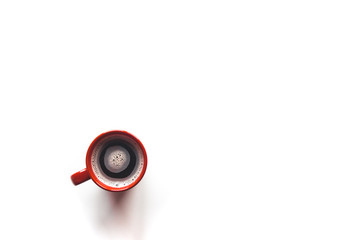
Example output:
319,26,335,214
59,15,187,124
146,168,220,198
85,130,147,192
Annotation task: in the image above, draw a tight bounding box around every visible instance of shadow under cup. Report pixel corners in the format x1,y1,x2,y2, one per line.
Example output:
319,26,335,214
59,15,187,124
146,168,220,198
83,131,147,192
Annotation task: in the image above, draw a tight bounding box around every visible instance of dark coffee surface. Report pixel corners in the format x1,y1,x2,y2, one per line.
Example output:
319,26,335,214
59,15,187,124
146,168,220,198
99,140,136,178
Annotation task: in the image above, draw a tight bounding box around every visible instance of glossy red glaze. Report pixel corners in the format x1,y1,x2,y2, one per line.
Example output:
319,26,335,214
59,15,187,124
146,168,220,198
71,168,90,185
71,130,147,192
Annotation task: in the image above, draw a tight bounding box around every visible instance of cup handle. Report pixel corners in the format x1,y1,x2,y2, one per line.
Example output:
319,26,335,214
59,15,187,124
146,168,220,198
71,168,90,185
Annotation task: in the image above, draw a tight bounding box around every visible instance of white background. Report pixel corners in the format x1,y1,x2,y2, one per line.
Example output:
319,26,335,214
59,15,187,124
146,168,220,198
0,1,359,239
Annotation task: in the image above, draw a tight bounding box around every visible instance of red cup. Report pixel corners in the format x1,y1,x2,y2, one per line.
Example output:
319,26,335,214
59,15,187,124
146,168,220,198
71,130,147,192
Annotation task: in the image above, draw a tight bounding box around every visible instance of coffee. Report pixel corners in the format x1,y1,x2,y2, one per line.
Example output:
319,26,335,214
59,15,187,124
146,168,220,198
90,133,145,189
102,145,131,174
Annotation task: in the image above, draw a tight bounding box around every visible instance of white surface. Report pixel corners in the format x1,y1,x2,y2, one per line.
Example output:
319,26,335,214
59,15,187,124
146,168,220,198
0,1,359,239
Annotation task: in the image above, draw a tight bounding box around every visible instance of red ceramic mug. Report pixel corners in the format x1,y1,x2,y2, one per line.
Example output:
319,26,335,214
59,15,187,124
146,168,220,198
71,130,147,192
